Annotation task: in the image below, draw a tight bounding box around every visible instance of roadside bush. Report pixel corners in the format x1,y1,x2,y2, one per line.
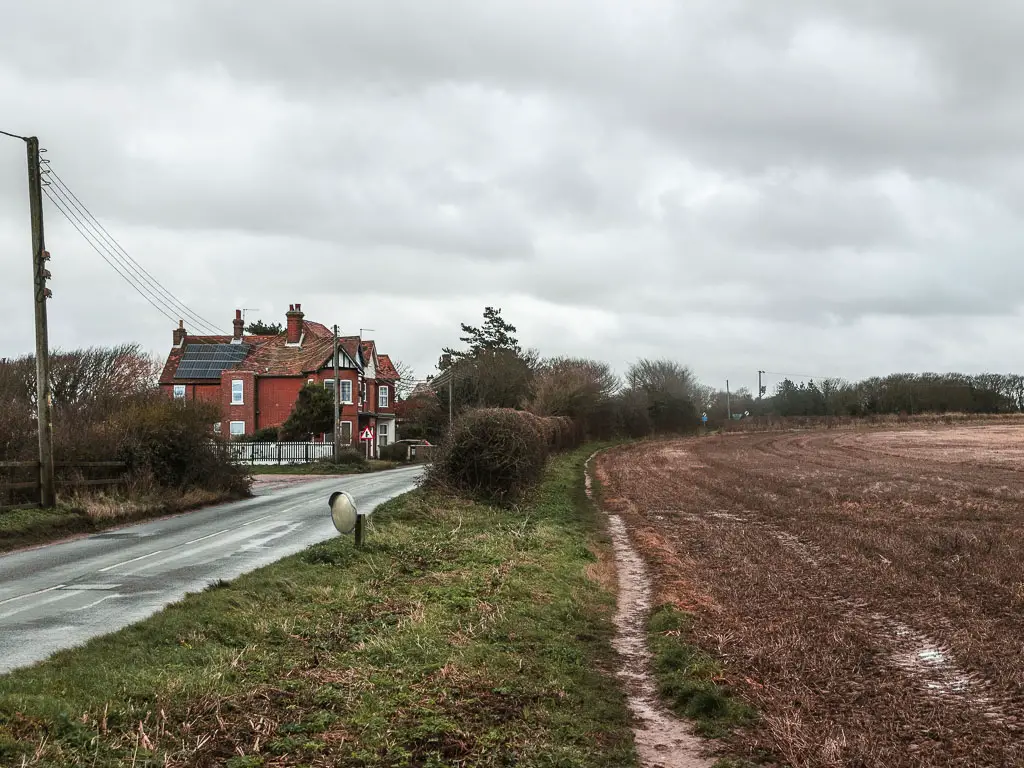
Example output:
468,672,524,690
428,408,549,503
379,443,408,462
114,397,250,495
319,449,369,469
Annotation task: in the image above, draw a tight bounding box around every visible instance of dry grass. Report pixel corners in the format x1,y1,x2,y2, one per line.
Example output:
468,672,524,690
597,425,1024,767
68,487,228,521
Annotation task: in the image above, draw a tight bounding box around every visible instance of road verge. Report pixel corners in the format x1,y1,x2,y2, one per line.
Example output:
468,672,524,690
0,446,636,767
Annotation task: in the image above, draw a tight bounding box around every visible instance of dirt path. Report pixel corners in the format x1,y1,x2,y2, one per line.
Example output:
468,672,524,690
595,427,1024,768
585,455,713,768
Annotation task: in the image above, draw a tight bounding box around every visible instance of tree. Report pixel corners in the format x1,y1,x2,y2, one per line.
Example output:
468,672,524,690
442,306,520,365
280,384,335,440
391,358,416,399
528,357,620,438
439,307,536,413
245,320,284,335
625,359,700,433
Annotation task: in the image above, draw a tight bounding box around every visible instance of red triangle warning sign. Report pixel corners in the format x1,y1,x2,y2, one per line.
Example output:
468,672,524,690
359,426,374,440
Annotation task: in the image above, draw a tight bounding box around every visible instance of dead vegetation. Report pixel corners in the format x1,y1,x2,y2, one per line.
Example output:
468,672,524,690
596,426,1024,767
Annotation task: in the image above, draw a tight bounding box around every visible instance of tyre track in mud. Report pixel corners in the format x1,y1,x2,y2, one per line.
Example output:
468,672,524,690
596,429,1024,767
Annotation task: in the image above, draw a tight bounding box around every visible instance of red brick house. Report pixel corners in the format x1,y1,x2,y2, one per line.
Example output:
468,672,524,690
158,304,399,456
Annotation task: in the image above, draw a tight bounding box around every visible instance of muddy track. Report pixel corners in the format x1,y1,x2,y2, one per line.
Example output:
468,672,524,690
596,427,1024,768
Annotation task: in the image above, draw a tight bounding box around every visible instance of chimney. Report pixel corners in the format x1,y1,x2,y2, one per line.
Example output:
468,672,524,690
232,309,244,343
286,303,304,346
173,320,187,348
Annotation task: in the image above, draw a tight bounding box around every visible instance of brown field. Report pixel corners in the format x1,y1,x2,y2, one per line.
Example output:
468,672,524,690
596,425,1024,767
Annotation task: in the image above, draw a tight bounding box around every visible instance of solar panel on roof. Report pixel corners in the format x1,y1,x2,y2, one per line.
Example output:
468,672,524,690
174,343,250,379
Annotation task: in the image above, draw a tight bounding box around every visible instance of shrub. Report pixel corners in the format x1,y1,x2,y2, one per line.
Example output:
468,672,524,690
114,397,250,495
245,426,281,443
428,408,549,503
379,442,409,462
328,449,369,467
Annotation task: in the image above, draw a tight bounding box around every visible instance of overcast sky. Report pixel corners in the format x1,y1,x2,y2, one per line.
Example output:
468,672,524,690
3,1,1024,394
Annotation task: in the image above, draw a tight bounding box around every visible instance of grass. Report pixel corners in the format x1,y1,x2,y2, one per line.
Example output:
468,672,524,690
0,488,243,554
648,605,756,740
251,459,400,475
0,446,636,767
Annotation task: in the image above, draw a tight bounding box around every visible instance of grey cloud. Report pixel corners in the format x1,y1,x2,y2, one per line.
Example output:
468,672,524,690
4,0,1024,386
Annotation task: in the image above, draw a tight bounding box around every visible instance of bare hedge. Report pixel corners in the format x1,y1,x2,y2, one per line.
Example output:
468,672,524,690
427,408,581,503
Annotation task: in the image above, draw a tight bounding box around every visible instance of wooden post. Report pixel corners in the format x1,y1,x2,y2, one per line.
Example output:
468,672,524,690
26,137,55,508
333,324,341,461
355,514,364,548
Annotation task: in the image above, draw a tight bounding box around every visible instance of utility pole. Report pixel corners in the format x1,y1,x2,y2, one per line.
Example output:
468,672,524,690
26,137,55,508
441,353,453,426
333,324,341,460
726,379,732,422
758,370,765,399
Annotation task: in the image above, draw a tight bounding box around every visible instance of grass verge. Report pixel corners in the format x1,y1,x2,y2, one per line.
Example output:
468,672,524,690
251,459,399,475
0,488,245,554
649,605,756,740
0,446,635,767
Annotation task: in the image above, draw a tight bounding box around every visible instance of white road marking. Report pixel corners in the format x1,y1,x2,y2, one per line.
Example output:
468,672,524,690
71,594,121,612
0,589,77,620
98,549,165,572
0,583,66,607
241,514,274,526
180,528,231,547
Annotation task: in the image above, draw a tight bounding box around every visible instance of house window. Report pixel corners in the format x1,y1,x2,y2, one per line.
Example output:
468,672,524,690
324,379,335,394
213,422,221,434
340,380,353,403
231,380,244,404
379,421,389,446
340,421,353,444
229,421,245,437
379,386,389,408
173,384,185,399
308,378,315,386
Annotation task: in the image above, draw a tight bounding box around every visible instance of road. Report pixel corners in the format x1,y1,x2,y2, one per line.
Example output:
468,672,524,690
0,466,422,674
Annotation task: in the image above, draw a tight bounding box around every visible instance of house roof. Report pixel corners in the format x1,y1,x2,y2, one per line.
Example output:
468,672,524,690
377,354,399,382
159,317,397,384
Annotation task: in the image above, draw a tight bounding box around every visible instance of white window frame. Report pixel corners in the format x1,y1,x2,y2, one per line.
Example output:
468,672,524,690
213,422,221,434
324,379,336,393
378,386,389,408
340,421,353,444
229,420,245,436
308,378,315,386
340,380,353,404
173,384,186,400
378,421,389,445
231,379,244,405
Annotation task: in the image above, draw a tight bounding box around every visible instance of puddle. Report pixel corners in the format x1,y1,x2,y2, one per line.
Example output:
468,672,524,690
586,454,713,768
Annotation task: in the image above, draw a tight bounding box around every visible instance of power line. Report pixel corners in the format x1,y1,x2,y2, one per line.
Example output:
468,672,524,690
1,128,28,140
43,185,181,325
44,167,226,335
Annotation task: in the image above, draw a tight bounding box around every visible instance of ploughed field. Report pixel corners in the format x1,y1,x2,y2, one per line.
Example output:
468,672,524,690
596,426,1024,767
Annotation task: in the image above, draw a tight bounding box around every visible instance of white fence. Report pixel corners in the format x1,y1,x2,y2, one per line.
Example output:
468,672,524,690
228,441,337,465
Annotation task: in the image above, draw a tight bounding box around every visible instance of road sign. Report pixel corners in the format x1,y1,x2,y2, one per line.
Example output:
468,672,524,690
701,414,708,424
359,426,374,441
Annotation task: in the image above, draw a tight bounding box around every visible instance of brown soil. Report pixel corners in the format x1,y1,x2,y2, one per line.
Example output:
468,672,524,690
586,455,713,768
596,427,1024,767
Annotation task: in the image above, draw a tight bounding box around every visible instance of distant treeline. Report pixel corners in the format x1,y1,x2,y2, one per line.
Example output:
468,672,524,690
711,373,1024,420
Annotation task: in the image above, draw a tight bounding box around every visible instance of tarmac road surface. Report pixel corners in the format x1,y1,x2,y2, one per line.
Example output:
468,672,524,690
0,466,422,674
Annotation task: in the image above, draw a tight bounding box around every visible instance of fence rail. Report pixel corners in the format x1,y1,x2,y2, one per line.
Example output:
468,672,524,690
228,441,338,466
0,460,128,512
